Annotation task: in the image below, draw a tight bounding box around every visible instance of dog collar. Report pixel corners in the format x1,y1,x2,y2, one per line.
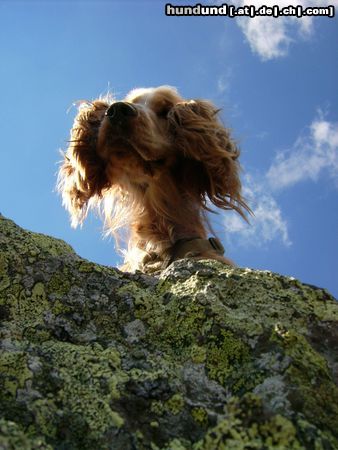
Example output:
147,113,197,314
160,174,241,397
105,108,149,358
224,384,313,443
141,237,225,271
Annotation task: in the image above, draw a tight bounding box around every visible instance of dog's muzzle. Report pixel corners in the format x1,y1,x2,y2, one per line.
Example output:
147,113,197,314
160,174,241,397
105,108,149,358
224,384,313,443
105,102,138,124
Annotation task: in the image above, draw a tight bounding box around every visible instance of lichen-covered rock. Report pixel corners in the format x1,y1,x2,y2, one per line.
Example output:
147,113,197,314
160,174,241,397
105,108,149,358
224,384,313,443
0,214,337,450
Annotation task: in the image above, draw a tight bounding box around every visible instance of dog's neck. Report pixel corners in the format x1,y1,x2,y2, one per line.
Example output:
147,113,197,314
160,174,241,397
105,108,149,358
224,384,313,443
129,179,208,253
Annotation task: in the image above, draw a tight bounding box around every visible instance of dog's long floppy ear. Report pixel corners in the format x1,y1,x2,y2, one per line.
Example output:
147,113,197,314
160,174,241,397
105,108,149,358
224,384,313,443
169,99,250,219
57,100,109,227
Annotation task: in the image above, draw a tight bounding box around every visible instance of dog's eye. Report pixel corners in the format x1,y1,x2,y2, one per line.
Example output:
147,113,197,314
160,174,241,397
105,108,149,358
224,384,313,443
156,108,170,119
156,102,173,119
88,118,101,126
156,108,171,119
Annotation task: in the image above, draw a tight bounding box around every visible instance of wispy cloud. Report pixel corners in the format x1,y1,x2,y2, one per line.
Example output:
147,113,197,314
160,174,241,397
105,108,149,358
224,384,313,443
235,0,337,60
223,174,291,247
267,116,338,190
217,68,232,95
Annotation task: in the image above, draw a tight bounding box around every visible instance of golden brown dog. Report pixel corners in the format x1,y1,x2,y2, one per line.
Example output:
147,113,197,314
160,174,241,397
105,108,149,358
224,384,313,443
58,86,250,271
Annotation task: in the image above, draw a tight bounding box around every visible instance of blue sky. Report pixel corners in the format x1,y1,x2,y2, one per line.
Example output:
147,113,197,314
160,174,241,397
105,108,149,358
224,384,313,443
1,1,337,297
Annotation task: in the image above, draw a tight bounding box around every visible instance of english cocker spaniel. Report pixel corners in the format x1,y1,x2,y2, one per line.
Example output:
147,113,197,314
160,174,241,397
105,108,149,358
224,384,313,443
58,86,250,272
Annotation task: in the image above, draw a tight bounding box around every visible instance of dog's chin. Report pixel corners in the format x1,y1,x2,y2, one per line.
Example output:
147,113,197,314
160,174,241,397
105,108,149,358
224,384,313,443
97,136,134,160
99,141,160,189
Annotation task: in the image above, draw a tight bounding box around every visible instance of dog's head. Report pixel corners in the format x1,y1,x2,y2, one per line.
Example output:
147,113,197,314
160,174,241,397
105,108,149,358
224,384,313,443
58,86,249,227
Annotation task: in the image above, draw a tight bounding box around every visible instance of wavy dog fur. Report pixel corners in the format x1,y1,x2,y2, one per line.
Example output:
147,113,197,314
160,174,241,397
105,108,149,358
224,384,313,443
58,86,250,271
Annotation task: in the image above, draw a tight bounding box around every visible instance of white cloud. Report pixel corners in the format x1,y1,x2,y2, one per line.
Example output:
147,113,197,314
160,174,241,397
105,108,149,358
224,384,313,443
267,117,338,190
224,174,291,247
223,115,338,247
235,0,337,60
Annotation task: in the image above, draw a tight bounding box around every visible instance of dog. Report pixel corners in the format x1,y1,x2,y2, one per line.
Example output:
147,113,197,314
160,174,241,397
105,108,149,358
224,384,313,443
58,86,250,272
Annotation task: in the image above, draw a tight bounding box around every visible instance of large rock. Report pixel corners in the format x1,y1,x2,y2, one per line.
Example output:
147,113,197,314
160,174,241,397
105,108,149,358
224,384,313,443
0,215,337,450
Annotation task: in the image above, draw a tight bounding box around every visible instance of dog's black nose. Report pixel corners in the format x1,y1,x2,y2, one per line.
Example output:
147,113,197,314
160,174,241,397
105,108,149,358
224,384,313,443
105,102,138,122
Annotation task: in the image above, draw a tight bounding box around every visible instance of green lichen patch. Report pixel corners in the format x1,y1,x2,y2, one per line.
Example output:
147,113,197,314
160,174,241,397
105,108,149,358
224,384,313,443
29,341,124,447
133,287,212,359
4,282,50,336
191,407,208,426
193,395,302,449
0,350,32,399
26,231,75,259
0,419,52,450
205,329,253,392
47,270,71,298
30,282,49,318
0,253,10,292
273,329,338,437
0,215,75,261
78,260,104,273
166,393,185,415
